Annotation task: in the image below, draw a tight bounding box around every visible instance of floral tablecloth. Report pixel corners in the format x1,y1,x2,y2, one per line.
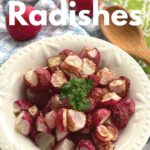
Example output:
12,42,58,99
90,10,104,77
0,0,150,149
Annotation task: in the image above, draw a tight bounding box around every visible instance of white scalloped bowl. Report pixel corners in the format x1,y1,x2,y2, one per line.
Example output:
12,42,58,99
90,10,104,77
0,35,150,150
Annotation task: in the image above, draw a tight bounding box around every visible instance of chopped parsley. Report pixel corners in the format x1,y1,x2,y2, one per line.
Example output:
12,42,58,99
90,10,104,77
60,77,93,111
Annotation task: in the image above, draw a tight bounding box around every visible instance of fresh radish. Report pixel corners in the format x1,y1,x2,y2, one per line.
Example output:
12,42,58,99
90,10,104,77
6,5,41,41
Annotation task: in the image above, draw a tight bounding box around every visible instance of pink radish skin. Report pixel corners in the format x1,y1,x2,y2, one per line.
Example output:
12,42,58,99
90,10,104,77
15,111,33,136
90,88,105,105
35,133,55,150
67,109,86,132
45,110,57,129
92,108,111,127
88,74,100,87
59,49,75,60
24,68,51,90
56,108,68,131
76,139,96,150
34,68,51,90
56,129,69,142
54,138,75,150
24,69,38,88
13,99,32,114
36,116,51,133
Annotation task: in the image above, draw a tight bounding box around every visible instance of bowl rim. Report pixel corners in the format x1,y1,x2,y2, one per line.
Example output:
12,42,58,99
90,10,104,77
0,35,150,150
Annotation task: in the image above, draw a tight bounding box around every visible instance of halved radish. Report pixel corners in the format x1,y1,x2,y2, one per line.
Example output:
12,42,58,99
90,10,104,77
51,70,67,88
88,74,100,87
54,138,75,150
109,76,130,97
15,111,33,136
97,68,117,85
80,58,96,77
24,68,51,90
35,133,55,150
100,92,121,106
80,47,100,66
48,56,62,72
95,125,114,142
24,69,38,87
36,115,51,133
76,139,96,150
45,110,57,129
92,108,111,127
56,129,69,142
56,108,68,131
28,105,38,117
97,142,115,150
67,109,86,132
59,49,75,60
61,55,83,74
13,99,32,114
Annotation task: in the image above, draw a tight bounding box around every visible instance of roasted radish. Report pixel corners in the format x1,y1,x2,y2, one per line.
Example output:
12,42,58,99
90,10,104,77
92,108,111,127
80,47,100,66
76,139,96,150
56,108,68,131
36,115,50,133
97,68,116,85
109,76,130,97
15,111,33,136
59,49,75,60
54,138,75,150
48,56,62,71
56,129,69,142
28,105,38,117
100,92,121,106
67,109,86,132
80,58,96,77
61,55,83,74
13,99,32,114
35,133,55,150
45,110,57,129
51,70,67,88
95,125,114,142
